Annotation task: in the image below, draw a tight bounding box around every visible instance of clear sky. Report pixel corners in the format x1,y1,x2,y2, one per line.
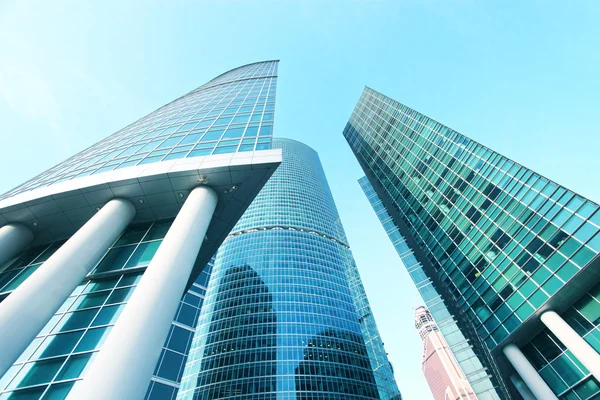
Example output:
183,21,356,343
1,1,599,399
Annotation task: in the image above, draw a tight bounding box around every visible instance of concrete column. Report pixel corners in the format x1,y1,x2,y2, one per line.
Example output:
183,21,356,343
0,199,135,379
70,186,218,400
0,224,34,268
503,343,558,400
541,310,600,381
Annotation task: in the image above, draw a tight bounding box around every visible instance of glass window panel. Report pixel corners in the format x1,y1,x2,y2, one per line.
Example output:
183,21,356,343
42,382,75,400
116,272,143,288
200,129,223,141
94,246,136,273
222,127,244,139
83,277,120,294
144,220,173,241
179,133,202,145
114,223,151,246
6,386,47,399
146,381,175,400
72,291,110,311
162,152,186,161
188,149,212,157
91,304,125,327
124,241,161,268
54,354,93,381
551,353,585,386
212,146,236,155
106,287,133,305
15,358,66,388
35,331,84,359
156,350,184,382
74,327,111,352
574,377,600,399
56,309,99,333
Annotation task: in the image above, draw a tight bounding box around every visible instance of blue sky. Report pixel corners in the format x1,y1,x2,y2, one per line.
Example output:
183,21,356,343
1,1,599,398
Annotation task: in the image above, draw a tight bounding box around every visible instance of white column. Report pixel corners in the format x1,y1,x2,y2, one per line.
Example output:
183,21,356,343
0,198,135,379
0,224,34,268
69,186,218,400
541,310,600,381
503,343,558,400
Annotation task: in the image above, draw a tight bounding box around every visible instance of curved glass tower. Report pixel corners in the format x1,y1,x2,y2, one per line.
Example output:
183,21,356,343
178,138,401,399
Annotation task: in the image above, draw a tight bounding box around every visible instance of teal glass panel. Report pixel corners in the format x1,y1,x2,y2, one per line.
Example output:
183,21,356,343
114,223,151,246
83,277,119,294
116,272,143,287
105,287,133,305
94,246,136,273
6,386,46,399
54,354,93,381
574,377,600,399
72,291,110,310
36,332,84,358
144,220,173,241
91,305,124,327
42,382,75,400
124,241,161,268
550,354,584,386
57,309,99,332
539,366,567,393
16,358,66,388
74,327,111,352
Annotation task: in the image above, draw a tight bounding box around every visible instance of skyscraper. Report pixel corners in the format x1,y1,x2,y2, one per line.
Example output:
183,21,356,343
345,87,600,400
360,176,502,399
0,61,282,399
177,138,401,399
415,306,476,400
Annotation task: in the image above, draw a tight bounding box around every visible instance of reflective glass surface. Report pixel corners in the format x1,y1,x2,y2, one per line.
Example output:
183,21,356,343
522,282,600,399
2,61,278,201
360,176,505,399
178,139,401,400
344,87,600,349
0,220,212,400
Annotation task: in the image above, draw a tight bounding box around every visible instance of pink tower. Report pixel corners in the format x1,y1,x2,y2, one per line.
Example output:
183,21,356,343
415,306,478,400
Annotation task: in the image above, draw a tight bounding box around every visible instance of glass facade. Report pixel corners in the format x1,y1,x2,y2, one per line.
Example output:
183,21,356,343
1,61,278,201
344,87,600,398
521,283,600,399
360,176,504,399
0,60,281,399
0,220,213,400
178,138,401,400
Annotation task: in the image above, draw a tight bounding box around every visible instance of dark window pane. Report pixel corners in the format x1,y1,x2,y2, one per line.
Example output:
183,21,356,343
55,354,92,381
94,246,136,273
38,332,84,358
58,309,98,332
92,305,124,327
114,222,152,246
124,242,161,268
75,327,110,352
144,220,173,241
16,358,66,388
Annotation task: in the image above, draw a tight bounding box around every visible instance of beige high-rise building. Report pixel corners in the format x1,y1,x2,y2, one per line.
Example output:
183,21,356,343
415,306,477,400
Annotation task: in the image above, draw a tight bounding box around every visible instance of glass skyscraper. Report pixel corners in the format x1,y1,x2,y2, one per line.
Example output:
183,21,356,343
360,176,503,399
0,61,282,399
178,138,401,400
345,87,600,400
